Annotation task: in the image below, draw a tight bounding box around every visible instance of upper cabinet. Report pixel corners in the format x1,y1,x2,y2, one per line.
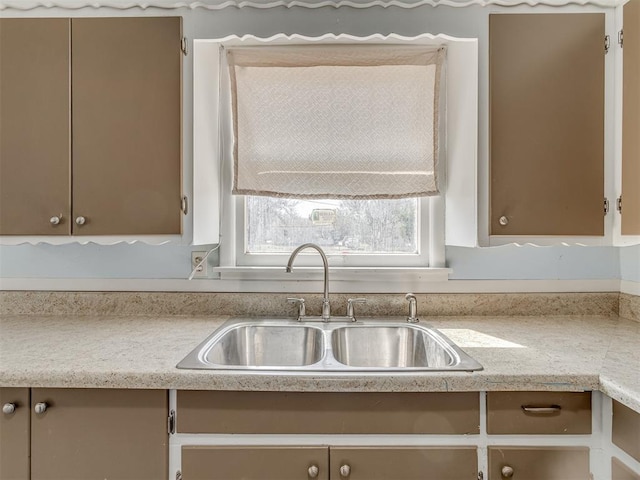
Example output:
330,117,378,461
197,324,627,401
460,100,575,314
0,19,71,236
622,0,640,236
489,13,606,237
0,17,183,237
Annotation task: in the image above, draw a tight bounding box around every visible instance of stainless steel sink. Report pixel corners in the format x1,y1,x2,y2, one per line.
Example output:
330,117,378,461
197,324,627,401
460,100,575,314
178,321,325,369
177,318,483,372
331,325,454,369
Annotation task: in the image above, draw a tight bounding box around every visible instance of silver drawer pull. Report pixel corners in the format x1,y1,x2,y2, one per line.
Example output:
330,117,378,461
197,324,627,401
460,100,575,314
521,405,562,414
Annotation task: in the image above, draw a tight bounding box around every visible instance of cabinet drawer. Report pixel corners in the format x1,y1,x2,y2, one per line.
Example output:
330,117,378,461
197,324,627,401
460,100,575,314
182,446,328,480
177,391,479,434
613,400,640,462
488,447,590,480
612,458,640,480
487,391,591,434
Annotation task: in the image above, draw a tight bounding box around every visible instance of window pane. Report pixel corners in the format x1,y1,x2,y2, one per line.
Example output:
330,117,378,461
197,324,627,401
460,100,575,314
246,197,418,254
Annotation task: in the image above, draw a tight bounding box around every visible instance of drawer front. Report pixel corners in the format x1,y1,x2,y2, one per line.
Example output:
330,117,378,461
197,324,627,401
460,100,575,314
612,458,640,480
177,391,479,434
613,400,640,462
488,447,590,480
181,446,328,480
487,391,591,434
330,447,477,480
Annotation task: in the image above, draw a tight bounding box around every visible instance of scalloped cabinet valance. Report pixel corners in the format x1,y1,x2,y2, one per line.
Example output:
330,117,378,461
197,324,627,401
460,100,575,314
0,0,624,10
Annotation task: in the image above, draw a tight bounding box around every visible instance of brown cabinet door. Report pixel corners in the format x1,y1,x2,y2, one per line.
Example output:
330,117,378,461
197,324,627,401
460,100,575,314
0,19,71,235
0,388,30,480
488,447,590,480
490,13,605,236
612,458,640,480
613,400,640,462
329,447,477,480
30,388,168,480
622,0,640,235
71,17,182,235
181,446,329,480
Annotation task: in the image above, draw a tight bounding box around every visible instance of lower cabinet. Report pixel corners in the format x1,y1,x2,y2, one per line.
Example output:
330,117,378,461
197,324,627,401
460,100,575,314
181,446,478,480
0,388,168,480
613,458,640,480
182,446,329,480
0,388,30,480
488,447,590,480
329,447,477,480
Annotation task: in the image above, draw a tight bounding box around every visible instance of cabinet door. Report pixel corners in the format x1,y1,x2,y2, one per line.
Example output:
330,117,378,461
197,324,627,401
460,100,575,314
0,388,30,480
181,446,329,480
330,447,477,480
490,14,605,236
0,19,71,235
30,388,168,480
488,447,590,480
612,400,640,462
72,17,182,235
622,0,640,235
612,458,640,480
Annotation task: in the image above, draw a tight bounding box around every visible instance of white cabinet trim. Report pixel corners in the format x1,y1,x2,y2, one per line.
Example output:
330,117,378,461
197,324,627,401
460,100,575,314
0,0,625,10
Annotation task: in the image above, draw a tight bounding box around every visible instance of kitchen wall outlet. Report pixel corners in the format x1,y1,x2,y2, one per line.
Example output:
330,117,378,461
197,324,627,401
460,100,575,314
191,251,208,278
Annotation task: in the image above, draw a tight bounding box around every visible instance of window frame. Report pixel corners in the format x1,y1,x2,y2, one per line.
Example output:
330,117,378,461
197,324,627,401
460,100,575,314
193,33,480,280
216,40,446,269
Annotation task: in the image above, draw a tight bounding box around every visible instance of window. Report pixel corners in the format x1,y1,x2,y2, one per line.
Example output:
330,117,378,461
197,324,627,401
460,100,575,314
226,43,444,267
245,197,419,255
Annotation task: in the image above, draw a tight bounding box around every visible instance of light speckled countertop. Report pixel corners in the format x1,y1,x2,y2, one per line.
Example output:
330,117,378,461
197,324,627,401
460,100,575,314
1,314,638,412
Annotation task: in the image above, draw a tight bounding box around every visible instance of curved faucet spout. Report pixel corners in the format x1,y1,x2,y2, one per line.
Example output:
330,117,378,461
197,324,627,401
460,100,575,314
286,243,330,321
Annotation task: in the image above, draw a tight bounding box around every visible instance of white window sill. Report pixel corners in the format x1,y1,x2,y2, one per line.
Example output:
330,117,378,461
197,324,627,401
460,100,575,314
212,267,451,293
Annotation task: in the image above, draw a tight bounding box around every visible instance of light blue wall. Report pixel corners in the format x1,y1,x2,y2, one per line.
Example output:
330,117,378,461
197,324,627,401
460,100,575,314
447,246,621,281
0,3,633,285
620,244,640,282
0,243,622,281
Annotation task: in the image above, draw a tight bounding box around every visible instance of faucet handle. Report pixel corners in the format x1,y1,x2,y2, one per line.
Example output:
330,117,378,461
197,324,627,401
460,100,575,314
287,297,306,321
405,293,419,323
346,298,367,322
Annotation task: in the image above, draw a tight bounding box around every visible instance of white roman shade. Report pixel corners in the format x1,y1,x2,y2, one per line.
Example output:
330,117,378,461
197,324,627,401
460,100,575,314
227,44,445,199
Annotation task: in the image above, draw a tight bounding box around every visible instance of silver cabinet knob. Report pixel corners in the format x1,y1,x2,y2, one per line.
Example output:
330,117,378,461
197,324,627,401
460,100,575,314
308,465,319,478
50,215,62,226
499,216,509,226
2,403,16,414
75,216,86,226
339,464,351,477
34,402,48,414
501,465,514,478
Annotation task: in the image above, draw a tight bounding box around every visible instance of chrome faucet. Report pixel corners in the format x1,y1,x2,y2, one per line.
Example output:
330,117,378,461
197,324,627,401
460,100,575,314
286,243,331,322
405,293,419,323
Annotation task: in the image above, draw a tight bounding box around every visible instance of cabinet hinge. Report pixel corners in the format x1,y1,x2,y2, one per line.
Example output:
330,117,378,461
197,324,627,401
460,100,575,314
477,472,484,480
619,29,624,47
181,37,188,56
176,470,183,480
181,195,189,216
605,35,611,54
168,409,176,435
617,196,622,214
604,198,610,215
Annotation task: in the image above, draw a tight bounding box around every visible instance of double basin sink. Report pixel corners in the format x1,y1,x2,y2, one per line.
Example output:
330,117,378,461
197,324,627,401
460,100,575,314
177,318,483,372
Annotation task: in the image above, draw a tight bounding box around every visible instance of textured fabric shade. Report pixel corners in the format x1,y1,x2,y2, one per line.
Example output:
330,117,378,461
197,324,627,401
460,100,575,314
228,45,445,199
